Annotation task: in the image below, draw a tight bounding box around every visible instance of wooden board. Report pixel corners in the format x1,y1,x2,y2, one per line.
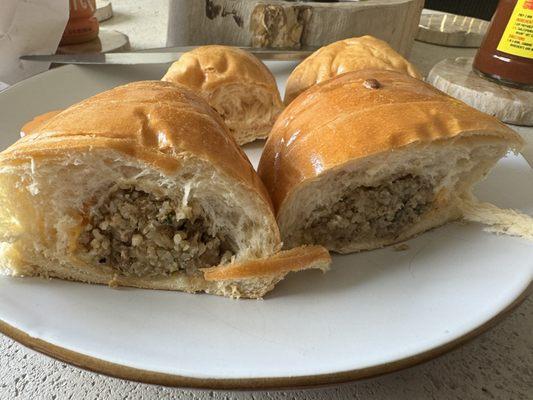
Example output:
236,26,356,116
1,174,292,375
167,0,424,56
427,57,533,126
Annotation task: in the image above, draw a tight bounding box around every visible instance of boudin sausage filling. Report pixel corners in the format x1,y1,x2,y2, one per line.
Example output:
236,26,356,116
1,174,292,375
303,175,434,246
78,185,234,277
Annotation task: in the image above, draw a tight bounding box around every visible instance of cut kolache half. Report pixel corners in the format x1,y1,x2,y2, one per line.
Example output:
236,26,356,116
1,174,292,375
0,81,330,298
258,70,531,253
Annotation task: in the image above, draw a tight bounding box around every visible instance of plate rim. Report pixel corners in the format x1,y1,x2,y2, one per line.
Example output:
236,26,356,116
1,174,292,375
1,282,530,391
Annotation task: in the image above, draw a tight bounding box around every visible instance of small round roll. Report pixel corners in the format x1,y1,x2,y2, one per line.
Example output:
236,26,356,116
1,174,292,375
162,45,283,145
284,35,422,105
258,70,523,253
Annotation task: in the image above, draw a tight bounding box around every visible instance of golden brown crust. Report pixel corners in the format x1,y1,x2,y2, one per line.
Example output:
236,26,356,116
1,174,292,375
258,69,523,214
162,45,280,95
201,245,331,281
20,110,62,137
0,80,334,298
284,36,422,104
2,81,273,210
162,45,283,145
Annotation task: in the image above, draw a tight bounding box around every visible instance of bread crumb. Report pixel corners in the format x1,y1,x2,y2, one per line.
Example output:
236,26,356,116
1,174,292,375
393,243,409,251
108,274,120,288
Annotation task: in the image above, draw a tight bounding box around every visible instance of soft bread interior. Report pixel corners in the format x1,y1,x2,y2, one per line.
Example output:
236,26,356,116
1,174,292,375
0,149,285,297
208,84,282,145
278,137,512,253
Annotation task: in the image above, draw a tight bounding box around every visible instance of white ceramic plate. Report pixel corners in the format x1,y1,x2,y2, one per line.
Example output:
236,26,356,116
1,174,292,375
0,63,531,390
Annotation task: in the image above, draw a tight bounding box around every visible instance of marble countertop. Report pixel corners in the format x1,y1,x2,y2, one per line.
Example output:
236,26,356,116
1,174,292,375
0,2,531,399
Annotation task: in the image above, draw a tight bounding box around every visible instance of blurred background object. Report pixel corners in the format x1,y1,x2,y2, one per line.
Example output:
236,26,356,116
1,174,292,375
95,0,113,22
57,0,130,54
60,0,99,45
428,57,533,126
473,0,533,90
99,0,168,50
424,0,499,21
428,0,532,129
417,13,489,47
0,0,69,85
167,0,424,56
57,29,130,55
59,0,129,55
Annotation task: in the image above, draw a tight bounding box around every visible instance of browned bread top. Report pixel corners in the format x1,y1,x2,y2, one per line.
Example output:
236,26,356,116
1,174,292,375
3,80,273,210
284,35,422,104
162,45,280,95
259,69,522,213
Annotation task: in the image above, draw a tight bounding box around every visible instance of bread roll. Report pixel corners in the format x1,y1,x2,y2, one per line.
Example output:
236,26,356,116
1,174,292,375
162,45,283,145
284,36,422,105
258,70,525,253
0,81,330,298
20,110,61,137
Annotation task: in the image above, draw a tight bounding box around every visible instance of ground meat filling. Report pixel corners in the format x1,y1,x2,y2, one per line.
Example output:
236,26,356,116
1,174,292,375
78,186,234,277
303,175,434,245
